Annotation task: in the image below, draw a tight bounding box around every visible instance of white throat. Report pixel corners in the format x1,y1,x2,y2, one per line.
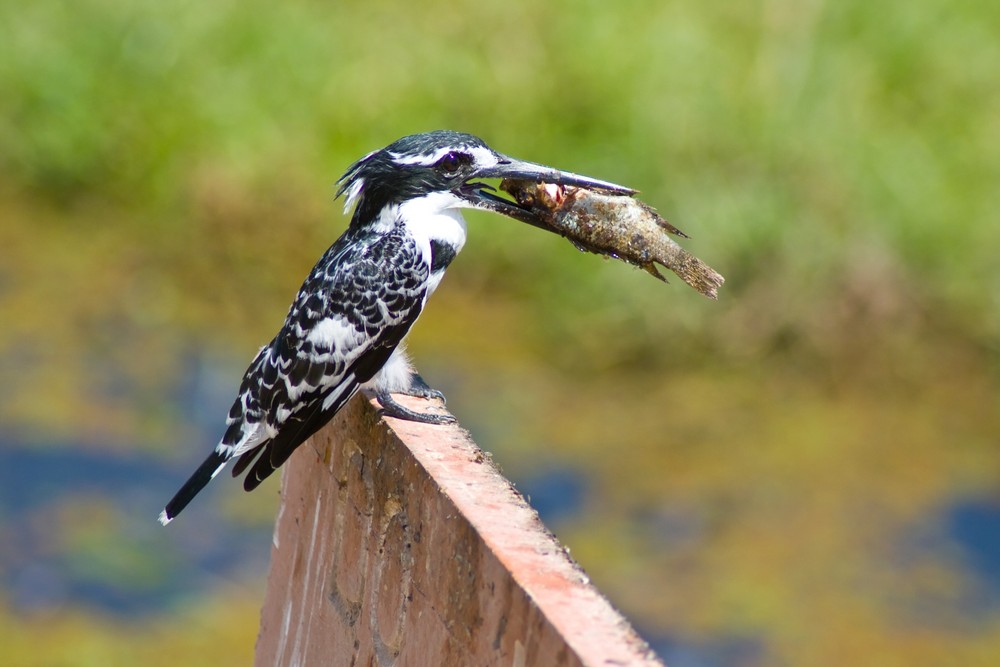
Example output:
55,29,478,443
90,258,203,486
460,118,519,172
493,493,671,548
394,191,468,295
397,192,467,253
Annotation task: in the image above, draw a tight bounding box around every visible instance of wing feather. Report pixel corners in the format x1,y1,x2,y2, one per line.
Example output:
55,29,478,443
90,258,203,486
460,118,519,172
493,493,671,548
227,222,429,490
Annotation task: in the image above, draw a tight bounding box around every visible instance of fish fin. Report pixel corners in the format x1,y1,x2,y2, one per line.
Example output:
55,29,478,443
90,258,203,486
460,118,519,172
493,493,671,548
658,219,689,238
643,263,669,282
638,199,689,238
669,253,725,299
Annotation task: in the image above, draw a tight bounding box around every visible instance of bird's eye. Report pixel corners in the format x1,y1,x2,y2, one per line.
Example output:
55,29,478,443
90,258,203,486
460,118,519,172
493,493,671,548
436,152,464,175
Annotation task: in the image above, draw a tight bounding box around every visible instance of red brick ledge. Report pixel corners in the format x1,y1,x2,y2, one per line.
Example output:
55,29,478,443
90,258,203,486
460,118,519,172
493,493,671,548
255,392,665,667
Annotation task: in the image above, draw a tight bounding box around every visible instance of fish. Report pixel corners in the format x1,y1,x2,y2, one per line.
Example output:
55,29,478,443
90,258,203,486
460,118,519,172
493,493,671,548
500,179,725,299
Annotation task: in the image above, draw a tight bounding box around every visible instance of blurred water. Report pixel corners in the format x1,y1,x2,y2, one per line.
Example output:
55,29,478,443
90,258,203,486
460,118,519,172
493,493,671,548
949,500,1000,598
0,442,273,615
515,465,589,524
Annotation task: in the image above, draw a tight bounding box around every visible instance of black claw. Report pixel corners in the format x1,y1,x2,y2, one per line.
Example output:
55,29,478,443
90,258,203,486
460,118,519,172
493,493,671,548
400,373,447,404
375,391,456,425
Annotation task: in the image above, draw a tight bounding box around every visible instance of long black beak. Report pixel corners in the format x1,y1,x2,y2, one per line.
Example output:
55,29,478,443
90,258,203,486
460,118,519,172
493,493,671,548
455,155,634,228
479,156,634,194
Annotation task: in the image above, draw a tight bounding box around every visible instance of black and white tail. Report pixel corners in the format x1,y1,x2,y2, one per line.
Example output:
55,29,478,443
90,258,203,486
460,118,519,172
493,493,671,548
159,450,230,525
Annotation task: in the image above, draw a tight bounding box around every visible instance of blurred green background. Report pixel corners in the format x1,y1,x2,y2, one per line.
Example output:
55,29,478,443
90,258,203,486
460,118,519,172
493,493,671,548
2,0,998,665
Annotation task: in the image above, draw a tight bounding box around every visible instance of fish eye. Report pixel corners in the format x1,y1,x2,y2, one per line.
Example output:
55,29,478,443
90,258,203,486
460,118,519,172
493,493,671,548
436,152,464,175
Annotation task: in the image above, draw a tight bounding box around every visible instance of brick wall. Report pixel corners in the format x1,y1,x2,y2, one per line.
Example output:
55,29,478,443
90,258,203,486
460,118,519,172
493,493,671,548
255,393,665,667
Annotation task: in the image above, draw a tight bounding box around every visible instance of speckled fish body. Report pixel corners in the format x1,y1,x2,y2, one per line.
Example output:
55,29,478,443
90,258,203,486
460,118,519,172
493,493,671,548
500,180,725,299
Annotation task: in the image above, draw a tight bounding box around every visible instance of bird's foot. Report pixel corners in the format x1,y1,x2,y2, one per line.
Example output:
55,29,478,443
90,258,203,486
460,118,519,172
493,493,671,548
399,373,447,403
375,389,456,425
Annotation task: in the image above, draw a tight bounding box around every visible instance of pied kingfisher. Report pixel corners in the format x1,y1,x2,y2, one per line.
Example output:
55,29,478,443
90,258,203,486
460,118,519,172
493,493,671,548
159,130,630,525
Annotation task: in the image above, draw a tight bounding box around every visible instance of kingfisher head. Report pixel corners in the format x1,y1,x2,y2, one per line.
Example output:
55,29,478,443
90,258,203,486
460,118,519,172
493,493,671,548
335,130,633,229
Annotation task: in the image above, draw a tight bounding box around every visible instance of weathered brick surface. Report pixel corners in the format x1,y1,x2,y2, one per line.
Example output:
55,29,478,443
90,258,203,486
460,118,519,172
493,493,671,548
255,393,665,667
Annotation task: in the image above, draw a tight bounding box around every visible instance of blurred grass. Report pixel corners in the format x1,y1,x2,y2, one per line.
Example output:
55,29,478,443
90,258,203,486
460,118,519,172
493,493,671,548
1,0,999,665
2,0,998,370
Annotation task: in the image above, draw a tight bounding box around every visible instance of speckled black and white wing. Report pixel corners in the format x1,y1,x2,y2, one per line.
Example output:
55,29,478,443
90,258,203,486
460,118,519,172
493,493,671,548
159,222,430,524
